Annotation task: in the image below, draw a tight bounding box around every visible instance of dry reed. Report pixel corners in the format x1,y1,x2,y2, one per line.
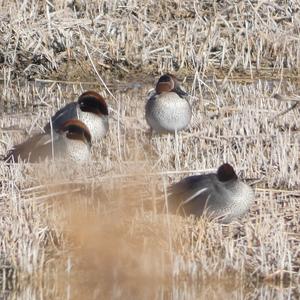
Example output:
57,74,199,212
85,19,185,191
0,0,300,299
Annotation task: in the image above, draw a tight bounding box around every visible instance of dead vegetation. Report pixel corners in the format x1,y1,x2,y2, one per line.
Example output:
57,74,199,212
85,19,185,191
0,0,300,299
1,0,300,81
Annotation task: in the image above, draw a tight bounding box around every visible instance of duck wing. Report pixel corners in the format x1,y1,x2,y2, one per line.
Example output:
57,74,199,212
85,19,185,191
168,174,215,216
44,102,78,133
4,132,61,163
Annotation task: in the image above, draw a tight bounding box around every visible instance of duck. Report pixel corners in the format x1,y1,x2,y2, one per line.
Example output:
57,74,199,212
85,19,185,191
168,163,255,223
145,74,192,133
44,91,109,142
4,119,92,163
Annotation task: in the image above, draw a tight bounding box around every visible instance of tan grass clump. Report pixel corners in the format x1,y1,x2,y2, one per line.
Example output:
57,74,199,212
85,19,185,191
1,0,300,81
0,76,299,298
0,0,300,298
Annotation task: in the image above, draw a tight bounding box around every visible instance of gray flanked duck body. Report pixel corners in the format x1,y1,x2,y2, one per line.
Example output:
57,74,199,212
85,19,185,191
145,74,192,133
4,119,92,163
168,163,255,223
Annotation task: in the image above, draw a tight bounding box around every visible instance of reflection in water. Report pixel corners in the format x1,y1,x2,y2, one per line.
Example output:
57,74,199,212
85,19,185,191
2,279,297,300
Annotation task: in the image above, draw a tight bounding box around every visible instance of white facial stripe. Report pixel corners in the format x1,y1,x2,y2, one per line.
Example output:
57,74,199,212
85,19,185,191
182,187,209,205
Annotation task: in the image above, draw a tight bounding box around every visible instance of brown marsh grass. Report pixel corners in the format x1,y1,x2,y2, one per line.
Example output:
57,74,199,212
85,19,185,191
2,0,300,81
0,0,300,299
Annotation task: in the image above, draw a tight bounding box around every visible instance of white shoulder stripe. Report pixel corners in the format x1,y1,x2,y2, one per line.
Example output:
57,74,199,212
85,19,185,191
182,187,209,205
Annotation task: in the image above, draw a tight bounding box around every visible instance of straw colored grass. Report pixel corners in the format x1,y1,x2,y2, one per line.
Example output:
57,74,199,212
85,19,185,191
0,0,300,299
1,0,300,81
1,78,299,298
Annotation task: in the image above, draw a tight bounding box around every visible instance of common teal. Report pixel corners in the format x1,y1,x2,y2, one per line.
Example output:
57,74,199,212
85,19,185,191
44,91,109,142
168,163,254,223
4,119,92,163
145,74,191,133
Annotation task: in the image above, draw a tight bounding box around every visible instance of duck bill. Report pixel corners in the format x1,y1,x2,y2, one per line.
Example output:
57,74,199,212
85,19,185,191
175,86,188,97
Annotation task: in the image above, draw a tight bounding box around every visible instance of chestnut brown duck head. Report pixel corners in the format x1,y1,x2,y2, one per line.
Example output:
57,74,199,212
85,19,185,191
145,74,191,133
